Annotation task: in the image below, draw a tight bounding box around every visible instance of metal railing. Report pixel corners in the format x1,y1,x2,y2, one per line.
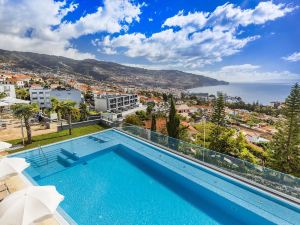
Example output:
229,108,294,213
38,145,49,165
115,123,300,203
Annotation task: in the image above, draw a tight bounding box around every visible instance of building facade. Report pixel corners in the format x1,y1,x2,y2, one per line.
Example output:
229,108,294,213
29,88,82,108
0,84,16,98
94,94,139,112
50,89,82,106
29,88,51,108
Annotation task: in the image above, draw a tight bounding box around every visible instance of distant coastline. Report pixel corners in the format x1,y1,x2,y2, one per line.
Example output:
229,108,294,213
188,82,296,105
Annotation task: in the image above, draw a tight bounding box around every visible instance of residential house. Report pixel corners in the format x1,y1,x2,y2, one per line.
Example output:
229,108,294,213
0,84,16,98
94,94,139,112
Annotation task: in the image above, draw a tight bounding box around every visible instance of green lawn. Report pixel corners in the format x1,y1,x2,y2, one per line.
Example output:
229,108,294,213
8,124,108,154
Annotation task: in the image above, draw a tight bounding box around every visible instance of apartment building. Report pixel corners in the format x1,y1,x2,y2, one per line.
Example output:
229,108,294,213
29,88,82,108
94,94,139,112
29,88,51,108
0,84,16,98
50,89,82,106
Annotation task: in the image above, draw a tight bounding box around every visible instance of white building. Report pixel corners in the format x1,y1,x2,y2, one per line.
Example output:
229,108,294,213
29,88,82,108
29,88,51,108
0,84,16,98
94,94,139,112
50,89,82,106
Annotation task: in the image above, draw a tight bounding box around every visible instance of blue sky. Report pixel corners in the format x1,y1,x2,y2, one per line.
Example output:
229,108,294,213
0,0,299,82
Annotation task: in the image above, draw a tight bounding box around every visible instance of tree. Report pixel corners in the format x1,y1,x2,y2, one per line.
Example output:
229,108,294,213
135,110,147,121
50,97,62,120
151,114,156,131
211,93,226,126
0,92,6,99
124,114,144,126
162,93,168,102
60,100,77,135
79,102,88,121
84,85,94,105
271,83,300,175
146,102,155,115
16,88,30,100
11,103,39,144
209,126,235,155
166,96,180,138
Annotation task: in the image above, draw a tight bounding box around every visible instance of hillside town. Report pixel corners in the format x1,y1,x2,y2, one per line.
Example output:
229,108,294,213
1,1,300,224
0,67,284,167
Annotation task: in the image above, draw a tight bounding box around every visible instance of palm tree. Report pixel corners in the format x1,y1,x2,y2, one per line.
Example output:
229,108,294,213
11,103,39,144
60,100,77,135
50,97,62,121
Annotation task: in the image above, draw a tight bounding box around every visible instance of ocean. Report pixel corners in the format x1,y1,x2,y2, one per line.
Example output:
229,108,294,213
188,82,297,105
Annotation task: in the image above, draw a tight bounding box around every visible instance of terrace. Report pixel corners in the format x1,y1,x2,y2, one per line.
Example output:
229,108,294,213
1,124,300,224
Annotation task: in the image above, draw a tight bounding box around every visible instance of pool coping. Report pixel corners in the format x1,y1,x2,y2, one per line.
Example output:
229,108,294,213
5,128,110,225
6,128,300,224
113,128,300,207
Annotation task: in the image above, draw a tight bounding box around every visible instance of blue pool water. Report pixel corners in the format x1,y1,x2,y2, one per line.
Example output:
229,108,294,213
15,130,300,225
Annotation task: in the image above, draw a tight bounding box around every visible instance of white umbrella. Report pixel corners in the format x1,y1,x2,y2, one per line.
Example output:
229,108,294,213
0,141,12,151
0,157,30,180
0,186,64,225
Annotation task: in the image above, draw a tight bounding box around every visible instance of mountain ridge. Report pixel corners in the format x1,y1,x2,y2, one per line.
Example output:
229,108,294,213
0,49,228,89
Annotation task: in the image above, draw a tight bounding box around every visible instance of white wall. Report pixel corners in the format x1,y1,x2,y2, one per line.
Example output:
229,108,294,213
0,84,16,98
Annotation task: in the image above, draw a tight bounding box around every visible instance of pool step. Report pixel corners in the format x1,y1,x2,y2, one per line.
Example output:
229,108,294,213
60,149,80,160
88,136,106,143
57,152,77,167
25,148,62,168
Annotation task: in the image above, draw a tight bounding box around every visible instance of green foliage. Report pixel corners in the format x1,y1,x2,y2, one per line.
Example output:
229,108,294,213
239,148,258,164
8,125,107,152
16,88,30,100
71,107,81,121
124,114,144,126
209,126,236,155
50,97,62,120
0,92,6,99
60,100,77,135
226,100,280,116
146,102,155,115
195,121,264,164
151,114,156,131
271,83,300,176
79,102,88,121
211,93,226,126
194,121,215,148
84,85,94,105
135,110,147,120
166,96,180,138
11,103,39,144
162,93,168,102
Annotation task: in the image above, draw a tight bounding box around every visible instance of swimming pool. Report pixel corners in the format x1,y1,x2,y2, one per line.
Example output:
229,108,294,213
14,129,300,225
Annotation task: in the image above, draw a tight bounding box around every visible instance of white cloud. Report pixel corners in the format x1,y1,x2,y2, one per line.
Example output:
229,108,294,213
99,1,296,68
283,51,300,62
0,0,143,59
188,64,300,83
121,62,299,83
57,0,143,39
220,64,261,72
